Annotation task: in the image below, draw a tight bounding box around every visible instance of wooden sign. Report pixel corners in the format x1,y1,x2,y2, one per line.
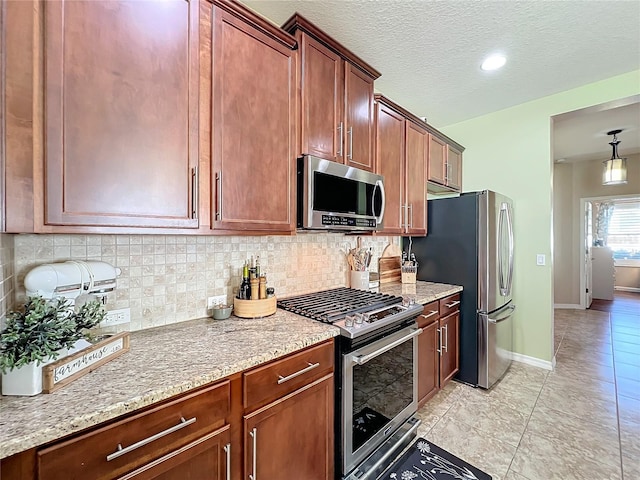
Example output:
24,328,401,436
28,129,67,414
42,332,130,393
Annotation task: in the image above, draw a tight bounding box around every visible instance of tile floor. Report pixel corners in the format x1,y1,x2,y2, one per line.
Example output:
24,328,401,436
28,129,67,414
415,293,640,480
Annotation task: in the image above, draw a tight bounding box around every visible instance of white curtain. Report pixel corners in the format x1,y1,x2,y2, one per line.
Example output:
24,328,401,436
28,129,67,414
595,202,615,245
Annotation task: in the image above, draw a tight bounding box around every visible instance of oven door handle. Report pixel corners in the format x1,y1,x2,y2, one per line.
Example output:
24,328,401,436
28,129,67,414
352,328,423,365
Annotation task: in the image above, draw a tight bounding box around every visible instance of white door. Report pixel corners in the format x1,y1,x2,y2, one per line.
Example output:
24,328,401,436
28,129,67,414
584,201,593,308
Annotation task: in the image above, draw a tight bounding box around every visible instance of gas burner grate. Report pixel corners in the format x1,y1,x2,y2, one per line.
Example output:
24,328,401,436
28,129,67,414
277,287,402,324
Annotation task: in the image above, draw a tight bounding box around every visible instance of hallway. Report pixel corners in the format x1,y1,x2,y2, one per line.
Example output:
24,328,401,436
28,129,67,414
415,291,640,479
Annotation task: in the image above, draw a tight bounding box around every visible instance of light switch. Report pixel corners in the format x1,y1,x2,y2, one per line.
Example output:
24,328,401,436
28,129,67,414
536,254,546,266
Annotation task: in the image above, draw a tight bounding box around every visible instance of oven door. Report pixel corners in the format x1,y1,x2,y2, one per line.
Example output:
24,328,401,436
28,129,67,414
342,324,421,476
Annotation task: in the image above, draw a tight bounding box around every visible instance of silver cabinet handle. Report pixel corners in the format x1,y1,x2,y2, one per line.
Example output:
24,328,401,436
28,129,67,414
215,172,222,220
337,122,343,157
443,324,448,352
106,416,196,461
420,310,438,320
347,126,353,160
408,204,413,228
436,327,442,355
191,166,198,219
400,205,405,229
224,443,231,480
445,300,460,308
354,328,422,365
249,428,257,480
277,362,319,384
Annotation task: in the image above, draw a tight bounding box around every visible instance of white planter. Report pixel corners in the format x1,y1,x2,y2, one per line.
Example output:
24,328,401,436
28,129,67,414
1,348,71,396
2,362,44,396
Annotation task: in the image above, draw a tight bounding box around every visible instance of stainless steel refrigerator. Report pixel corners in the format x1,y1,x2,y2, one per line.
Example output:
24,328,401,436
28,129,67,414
404,190,515,388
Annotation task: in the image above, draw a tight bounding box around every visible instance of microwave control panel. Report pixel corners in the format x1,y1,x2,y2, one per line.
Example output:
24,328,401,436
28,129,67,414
322,215,376,228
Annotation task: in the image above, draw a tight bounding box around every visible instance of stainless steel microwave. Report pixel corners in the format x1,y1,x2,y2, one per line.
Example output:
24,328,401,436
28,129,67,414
297,155,385,231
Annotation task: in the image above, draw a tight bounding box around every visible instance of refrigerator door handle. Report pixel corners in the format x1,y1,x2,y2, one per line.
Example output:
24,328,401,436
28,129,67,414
498,205,507,295
505,204,515,296
486,304,516,323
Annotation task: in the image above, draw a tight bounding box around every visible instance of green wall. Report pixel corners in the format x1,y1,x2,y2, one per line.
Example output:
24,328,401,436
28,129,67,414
441,70,640,363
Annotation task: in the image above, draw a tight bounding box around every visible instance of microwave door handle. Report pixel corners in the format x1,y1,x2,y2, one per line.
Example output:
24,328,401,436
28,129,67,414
373,179,385,225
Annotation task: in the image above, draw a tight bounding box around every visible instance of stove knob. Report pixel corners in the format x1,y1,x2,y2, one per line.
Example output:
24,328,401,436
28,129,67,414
345,315,354,327
354,313,364,326
362,312,371,323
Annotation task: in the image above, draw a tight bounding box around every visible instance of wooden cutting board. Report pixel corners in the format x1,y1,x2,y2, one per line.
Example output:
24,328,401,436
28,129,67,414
381,243,402,258
379,256,401,284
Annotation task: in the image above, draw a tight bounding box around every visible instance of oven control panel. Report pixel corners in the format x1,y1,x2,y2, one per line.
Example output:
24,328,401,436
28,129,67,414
335,303,424,339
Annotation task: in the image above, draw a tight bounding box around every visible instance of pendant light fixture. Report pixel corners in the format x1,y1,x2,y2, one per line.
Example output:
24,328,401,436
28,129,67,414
602,129,628,185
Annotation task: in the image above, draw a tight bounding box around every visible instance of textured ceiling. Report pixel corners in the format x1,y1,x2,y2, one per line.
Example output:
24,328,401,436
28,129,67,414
240,0,640,129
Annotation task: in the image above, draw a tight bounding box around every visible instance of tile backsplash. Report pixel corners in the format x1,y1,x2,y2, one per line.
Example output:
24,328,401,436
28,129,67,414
12,233,398,331
0,234,16,329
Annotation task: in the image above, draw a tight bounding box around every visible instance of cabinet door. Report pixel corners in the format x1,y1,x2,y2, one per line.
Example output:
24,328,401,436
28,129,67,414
121,426,231,480
374,102,405,235
439,312,460,386
427,135,447,186
447,146,462,191
244,376,334,480
344,64,375,172
299,34,344,162
404,121,427,236
211,8,296,232
418,319,440,408
44,0,199,228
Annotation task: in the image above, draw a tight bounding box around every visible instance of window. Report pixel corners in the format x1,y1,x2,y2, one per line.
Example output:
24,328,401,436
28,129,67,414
607,199,640,261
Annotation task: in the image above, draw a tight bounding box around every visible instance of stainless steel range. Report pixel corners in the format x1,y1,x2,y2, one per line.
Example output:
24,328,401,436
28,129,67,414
278,288,424,480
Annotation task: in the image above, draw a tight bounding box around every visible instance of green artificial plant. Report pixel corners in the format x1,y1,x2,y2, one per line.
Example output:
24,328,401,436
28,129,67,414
0,296,106,374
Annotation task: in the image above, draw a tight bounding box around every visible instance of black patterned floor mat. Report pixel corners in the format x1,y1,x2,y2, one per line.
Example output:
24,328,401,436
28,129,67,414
380,437,492,480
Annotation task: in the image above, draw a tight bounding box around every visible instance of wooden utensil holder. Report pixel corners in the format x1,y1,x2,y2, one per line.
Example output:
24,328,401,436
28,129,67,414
233,297,277,318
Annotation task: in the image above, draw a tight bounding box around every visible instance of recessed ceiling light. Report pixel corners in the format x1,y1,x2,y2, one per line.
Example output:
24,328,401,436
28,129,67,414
481,54,507,71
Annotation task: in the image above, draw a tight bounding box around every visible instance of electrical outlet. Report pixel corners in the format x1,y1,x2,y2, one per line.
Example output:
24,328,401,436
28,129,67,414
536,254,546,266
101,308,131,327
207,295,227,309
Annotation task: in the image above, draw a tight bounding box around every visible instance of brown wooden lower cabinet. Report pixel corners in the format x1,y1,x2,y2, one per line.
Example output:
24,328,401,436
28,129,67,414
243,375,334,480
417,295,460,408
119,426,231,480
3,341,335,480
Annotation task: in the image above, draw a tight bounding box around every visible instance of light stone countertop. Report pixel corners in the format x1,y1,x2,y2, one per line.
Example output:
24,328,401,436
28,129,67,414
379,280,462,304
0,281,461,460
0,311,339,460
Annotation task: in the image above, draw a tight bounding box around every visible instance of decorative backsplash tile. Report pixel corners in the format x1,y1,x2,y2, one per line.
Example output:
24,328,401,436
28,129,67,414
0,234,15,330
12,234,398,331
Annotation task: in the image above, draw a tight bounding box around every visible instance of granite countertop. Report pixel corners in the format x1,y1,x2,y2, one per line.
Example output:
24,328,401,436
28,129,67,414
0,280,461,460
0,311,339,460
379,280,462,304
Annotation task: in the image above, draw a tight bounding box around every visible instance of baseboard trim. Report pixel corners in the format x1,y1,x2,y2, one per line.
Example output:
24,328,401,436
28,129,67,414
511,352,553,371
554,303,583,309
614,286,640,293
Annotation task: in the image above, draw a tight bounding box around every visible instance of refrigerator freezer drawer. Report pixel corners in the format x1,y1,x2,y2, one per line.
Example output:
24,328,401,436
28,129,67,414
478,304,515,389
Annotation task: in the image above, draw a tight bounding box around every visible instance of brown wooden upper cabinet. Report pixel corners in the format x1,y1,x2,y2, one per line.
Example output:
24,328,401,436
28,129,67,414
374,95,427,236
42,0,200,229
209,1,297,233
427,135,464,193
283,14,380,172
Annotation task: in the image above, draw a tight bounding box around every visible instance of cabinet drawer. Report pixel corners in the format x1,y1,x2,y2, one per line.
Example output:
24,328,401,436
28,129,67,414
244,340,334,411
38,381,230,480
439,293,461,317
417,301,439,328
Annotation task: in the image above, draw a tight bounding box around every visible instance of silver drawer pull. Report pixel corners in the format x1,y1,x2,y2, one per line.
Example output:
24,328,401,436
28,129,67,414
277,362,320,384
223,443,231,480
421,310,438,319
249,428,257,480
445,300,460,308
106,416,196,461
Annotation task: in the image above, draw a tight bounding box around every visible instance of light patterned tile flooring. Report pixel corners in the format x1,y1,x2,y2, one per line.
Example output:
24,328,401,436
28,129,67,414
415,306,640,480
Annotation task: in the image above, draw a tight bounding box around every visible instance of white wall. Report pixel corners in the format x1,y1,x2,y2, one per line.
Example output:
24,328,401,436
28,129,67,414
441,70,640,363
